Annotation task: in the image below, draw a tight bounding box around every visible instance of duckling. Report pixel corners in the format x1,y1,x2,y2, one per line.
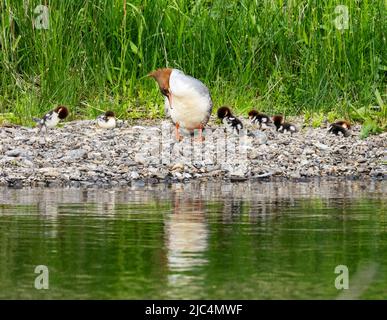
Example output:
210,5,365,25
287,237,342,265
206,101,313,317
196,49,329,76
273,115,297,134
96,111,116,129
328,120,351,137
248,109,271,129
217,106,243,135
332,120,351,129
33,105,69,132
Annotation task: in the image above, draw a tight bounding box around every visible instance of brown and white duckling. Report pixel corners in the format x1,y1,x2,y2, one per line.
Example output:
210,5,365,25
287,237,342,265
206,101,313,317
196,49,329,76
248,109,271,129
149,68,213,141
273,115,298,134
332,120,351,129
96,111,116,129
217,106,243,135
33,105,69,132
328,120,351,137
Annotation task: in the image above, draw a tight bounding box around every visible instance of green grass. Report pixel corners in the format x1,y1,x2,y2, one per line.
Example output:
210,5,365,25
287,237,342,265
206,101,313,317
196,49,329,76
0,0,386,128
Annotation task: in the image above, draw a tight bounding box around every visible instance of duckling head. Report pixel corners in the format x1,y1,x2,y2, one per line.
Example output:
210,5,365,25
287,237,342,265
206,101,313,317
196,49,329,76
217,106,232,120
55,105,69,120
248,109,259,120
105,110,115,119
272,115,284,129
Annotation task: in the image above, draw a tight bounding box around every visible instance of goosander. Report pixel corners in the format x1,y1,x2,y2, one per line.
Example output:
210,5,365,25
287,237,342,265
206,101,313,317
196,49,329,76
273,115,297,134
96,111,116,129
217,106,243,135
248,109,271,129
149,68,212,141
332,120,351,129
328,120,351,137
33,105,69,132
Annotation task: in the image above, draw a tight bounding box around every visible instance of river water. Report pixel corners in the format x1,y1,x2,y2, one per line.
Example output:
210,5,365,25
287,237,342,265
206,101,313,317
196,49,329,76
0,180,386,299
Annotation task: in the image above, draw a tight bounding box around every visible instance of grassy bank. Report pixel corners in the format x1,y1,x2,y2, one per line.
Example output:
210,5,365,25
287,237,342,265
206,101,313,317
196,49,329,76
0,0,386,130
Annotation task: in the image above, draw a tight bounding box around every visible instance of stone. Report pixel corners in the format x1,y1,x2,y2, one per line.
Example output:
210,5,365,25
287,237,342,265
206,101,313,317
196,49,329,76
5,148,28,157
130,171,140,180
65,149,87,160
0,117,385,186
314,142,329,151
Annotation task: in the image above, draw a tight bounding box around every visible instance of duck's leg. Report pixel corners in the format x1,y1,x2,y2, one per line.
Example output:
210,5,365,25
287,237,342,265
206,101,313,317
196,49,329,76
175,122,182,141
40,125,47,144
194,124,205,142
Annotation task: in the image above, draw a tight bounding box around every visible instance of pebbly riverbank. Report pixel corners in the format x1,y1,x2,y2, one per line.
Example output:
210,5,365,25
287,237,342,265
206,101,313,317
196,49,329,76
0,117,386,187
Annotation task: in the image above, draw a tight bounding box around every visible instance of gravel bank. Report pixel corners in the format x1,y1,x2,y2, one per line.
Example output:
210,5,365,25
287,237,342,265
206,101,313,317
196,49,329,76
0,118,386,187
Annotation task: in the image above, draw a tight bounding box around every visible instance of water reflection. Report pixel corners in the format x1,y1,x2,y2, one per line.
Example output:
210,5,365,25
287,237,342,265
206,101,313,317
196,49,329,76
164,184,208,297
1,180,385,206
0,180,386,299
94,190,116,216
38,200,59,217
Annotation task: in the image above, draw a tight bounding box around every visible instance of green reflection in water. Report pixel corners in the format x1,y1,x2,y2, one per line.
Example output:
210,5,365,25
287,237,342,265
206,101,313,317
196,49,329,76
0,180,386,299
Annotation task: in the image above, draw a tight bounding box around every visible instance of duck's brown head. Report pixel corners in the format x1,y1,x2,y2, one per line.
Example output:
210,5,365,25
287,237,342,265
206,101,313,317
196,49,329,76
217,106,232,119
148,68,173,106
272,115,284,129
105,111,115,118
335,120,351,129
55,105,69,119
248,109,259,120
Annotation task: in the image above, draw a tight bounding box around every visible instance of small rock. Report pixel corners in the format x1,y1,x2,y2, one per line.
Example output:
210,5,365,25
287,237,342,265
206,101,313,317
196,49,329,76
171,163,184,171
290,171,301,179
130,171,140,180
303,148,314,156
134,153,147,164
314,142,329,151
66,149,87,160
38,168,60,177
183,173,192,179
5,148,27,157
249,131,268,144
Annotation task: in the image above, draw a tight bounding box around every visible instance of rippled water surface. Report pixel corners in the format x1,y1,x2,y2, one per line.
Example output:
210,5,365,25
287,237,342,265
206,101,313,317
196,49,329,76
0,180,386,299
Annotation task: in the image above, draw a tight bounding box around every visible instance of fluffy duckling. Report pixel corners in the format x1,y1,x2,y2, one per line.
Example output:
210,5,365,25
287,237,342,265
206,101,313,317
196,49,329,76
328,120,351,137
273,115,297,134
96,111,116,129
248,109,271,129
33,105,69,132
332,120,351,129
217,106,243,135
149,68,212,141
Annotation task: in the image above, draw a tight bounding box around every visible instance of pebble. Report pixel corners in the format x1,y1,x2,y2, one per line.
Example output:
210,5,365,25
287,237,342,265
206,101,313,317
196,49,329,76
0,118,385,187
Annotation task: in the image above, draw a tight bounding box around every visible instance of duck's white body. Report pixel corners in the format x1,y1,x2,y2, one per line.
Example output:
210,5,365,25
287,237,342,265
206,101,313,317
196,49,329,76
44,112,60,128
33,110,60,131
165,69,212,131
97,116,116,129
222,116,243,135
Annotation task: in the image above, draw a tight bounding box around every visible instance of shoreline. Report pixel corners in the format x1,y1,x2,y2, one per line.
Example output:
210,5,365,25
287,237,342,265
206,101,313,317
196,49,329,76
1,118,386,188
1,176,384,190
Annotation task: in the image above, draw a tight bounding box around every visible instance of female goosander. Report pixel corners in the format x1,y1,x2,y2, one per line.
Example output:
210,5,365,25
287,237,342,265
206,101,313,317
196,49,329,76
248,109,271,129
328,120,351,137
217,106,243,135
273,115,297,134
96,111,116,129
149,68,212,141
33,105,69,132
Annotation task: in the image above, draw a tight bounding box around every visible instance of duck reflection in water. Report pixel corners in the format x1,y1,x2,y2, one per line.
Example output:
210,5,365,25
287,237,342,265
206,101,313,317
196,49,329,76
165,184,209,293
